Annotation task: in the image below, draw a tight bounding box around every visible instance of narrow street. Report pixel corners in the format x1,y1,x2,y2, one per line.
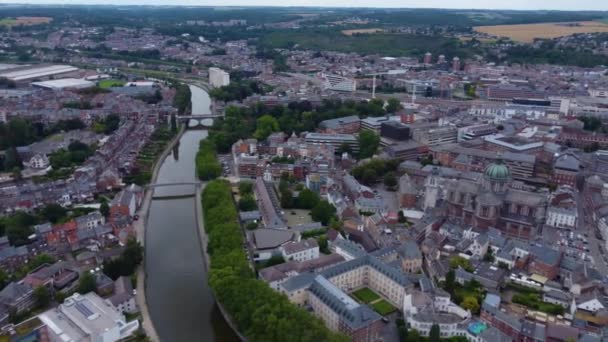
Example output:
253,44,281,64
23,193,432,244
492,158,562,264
576,191,608,275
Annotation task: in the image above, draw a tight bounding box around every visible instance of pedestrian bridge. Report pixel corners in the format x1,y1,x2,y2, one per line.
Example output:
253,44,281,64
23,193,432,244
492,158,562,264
147,182,202,199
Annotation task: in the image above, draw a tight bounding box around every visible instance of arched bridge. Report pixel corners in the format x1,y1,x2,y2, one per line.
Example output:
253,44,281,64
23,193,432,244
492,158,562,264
176,114,223,127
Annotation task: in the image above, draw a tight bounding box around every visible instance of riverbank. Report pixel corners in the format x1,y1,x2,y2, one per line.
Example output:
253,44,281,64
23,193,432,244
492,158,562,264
194,185,248,342
133,124,186,342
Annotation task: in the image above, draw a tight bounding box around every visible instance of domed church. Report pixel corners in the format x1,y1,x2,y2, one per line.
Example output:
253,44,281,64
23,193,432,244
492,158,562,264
439,158,547,240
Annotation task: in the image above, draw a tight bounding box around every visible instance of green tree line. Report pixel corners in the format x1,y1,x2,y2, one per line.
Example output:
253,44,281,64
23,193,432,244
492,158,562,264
202,180,347,341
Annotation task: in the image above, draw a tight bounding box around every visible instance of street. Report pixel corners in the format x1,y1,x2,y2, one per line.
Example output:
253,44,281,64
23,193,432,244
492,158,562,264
575,191,608,275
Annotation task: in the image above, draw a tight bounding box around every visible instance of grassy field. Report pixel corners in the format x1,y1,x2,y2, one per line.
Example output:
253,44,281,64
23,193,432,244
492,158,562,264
0,18,17,26
474,21,608,43
372,299,397,316
99,79,126,89
352,288,381,304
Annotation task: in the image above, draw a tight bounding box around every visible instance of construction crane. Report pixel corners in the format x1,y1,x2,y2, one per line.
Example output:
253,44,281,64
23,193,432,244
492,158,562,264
366,69,408,99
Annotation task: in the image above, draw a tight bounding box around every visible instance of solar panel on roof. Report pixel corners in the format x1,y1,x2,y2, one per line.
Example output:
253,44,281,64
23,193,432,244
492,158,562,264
75,302,94,317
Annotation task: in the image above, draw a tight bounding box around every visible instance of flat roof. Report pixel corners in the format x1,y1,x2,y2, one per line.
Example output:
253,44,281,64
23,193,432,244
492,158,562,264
0,65,78,81
32,78,95,89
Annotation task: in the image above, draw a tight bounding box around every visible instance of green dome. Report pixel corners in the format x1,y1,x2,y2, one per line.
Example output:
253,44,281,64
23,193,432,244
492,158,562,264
484,160,510,181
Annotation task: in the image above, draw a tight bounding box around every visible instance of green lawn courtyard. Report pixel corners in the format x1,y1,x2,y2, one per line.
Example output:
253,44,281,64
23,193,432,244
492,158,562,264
351,287,397,316
372,299,397,316
351,287,380,303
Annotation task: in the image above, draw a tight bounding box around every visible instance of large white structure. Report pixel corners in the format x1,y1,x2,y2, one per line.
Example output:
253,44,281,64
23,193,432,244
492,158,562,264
209,67,230,88
423,168,440,210
546,206,577,229
321,73,357,92
38,292,139,342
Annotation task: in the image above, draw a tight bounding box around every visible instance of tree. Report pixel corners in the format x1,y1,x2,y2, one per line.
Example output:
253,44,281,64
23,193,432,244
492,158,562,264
254,115,279,140
357,130,380,159
239,182,253,195
0,269,8,291
461,296,480,313
296,189,320,209
450,256,474,272
100,202,110,218
280,189,294,209
34,286,50,308
77,272,97,294
483,247,495,262
11,167,22,181
386,98,402,113
311,201,337,225
444,269,455,295
238,195,257,211
29,254,55,270
429,323,440,342
337,142,352,156
41,203,67,224
383,172,397,189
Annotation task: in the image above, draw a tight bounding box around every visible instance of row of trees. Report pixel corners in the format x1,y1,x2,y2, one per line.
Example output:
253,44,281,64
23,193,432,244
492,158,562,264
209,80,266,102
202,180,347,341
196,139,222,180
0,117,86,151
49,141,95,169
173,83,192,115
351,158,400,185
102,239,144,280
207,98,400,154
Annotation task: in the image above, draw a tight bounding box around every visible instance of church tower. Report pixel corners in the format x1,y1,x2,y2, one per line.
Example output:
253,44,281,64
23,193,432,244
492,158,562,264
423,167,440,210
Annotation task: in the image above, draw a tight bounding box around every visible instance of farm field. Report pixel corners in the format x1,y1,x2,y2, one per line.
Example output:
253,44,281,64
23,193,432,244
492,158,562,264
0,16,52,26
341,28,384,36
474,21,608,43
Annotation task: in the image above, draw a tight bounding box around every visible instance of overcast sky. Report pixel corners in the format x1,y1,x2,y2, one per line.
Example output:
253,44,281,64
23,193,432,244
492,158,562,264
2,0,607,11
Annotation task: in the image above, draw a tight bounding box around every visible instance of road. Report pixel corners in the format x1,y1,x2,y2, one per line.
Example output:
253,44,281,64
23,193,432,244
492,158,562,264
575,190,608,275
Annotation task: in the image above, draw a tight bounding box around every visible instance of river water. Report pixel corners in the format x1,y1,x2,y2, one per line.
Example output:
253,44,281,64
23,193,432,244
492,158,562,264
145,86,238,342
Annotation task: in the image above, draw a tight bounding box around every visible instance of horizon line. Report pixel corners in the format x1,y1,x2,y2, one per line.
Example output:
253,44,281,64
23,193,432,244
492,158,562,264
1,3,608,12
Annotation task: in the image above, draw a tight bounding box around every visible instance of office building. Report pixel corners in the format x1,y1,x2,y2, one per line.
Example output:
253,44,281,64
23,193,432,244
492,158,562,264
209,67,230,88
38,292,139,342
412,125,458,146
380,121,410,141
305,133,358,152
322,73,357,92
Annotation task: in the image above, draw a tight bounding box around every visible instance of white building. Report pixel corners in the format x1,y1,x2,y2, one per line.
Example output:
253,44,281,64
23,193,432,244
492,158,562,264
321,73,356,92
28,154,50,169
38,292,139,342
281,238,319,262
546,206,577,229
209,67,230,88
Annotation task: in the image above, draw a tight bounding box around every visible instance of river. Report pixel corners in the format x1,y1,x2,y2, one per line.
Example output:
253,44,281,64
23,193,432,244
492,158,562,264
145,85,238,342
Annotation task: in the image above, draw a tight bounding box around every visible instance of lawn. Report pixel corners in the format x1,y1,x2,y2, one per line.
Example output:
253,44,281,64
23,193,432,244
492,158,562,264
512,292,564,315
99,79,126,89
352,288,381,304
372,299,397,316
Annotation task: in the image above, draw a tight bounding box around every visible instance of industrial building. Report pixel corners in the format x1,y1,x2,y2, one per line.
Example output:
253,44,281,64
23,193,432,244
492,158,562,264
0,64,80,84
32,78,95,90
209,67,230,88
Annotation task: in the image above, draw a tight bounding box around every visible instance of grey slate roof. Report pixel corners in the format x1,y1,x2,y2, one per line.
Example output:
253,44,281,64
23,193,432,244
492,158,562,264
309,275,381,329
251,229,295,250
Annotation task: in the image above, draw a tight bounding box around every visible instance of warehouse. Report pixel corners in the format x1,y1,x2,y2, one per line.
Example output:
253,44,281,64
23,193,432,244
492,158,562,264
32,78,95,90
0,64,80,84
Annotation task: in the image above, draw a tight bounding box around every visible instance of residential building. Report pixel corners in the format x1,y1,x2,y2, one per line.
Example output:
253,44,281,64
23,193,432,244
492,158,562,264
0,282,36,315
318,115,360,134
281,238,320,262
